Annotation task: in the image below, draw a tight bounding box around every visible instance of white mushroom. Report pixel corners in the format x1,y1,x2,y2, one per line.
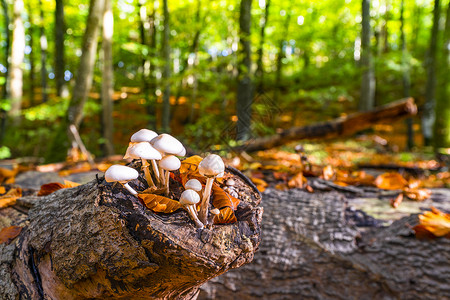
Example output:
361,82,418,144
151,134,185,184
104,165,139,195
208,208,220,225
159,155,181,195
130,129,158,143
197,154,225,224
185,179,202,192
179,189,204,229
127,142,162,189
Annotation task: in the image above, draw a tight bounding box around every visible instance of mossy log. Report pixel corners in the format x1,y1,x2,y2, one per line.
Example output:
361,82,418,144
0,168,262,299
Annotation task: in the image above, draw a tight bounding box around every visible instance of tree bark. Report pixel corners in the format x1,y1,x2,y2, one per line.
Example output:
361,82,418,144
100,0,114,157
400,0,414,150
54,0,67,98
359,0,376,112
433,1,450,149
255,0,270,93
236,0,254,141
8,0,25,123
161,0,171,132
200,188,450,299
66,0,105,131
39,0,48,103
0,167,262,299
422,0,440,146
234,97,417,153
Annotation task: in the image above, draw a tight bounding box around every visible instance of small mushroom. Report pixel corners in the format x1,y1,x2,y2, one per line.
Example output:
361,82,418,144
185,179,202,192
208,207,220,225
159,155,181,195
197,154,225,224
127,142,162,189
151,134,185,184
130,129,158,143
179,189,204,229
104,165,139,195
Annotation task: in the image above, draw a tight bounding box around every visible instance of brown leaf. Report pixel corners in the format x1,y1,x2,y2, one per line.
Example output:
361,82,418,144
37,180,81,196
0,167,18,185
403,188,431,201
413,207,450,238
0,187,22,208
0,225,22,244
288,172,307,189
179,155,203,176
0,186,5,194
374,172,408,190
211,183,240,210
250,177,268,193
138,193,182,213
305,184,314,193
390,193,403,208
213,207,237,224
322,165,335,180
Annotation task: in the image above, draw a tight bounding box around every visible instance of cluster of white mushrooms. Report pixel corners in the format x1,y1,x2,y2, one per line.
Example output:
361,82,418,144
104,129,225,229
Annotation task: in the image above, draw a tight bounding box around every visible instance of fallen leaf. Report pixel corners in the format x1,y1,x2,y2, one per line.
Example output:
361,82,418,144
403,188,431,201
414,207,450,238
179,155,203,176
37,180,81,196
273,172,289,181
275,183,288,191
0,187,22,208
211,183,240,210
250,177,268,192
0,167,18,184
213,207,237,224
305,184,314,193
322,165,335,180
0,186,5,194
0,226,22,244
138,193,182,213
390,193,403,208
374,172,408,190
288,172,307,189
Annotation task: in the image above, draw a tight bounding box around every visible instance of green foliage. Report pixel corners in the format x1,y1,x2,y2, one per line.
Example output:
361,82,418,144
0,146,11,159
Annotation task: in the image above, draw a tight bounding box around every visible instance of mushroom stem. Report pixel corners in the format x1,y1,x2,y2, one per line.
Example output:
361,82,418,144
151,159,160,183
122,183,138,195
159,166,165,186
199,177,214,224
164,171,171,196
185,205,204,229
142,159,157,189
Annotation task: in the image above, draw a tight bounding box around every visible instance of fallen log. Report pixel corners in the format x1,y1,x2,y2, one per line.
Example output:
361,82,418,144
236,97,417,153
199,188,449,299
0,166,262,299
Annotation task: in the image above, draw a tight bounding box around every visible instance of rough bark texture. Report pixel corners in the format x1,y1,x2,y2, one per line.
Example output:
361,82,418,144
199,188,450,299
0,167,262,299
236,97,417,153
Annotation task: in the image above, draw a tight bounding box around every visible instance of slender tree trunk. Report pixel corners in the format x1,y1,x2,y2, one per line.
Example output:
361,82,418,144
27,2,36,106
137,0,151,126
236,0,253,141
422,0,440,146
359,0,376,112
55,0,67,98
101,0,114,156
147,1,157,128
0,0,10,142
400,0,413,150
255,0,270,93
66,0,105,131
39,0,48,102
434,1,450,149
274,9,291,104
161,0,171,132
8,0,25,123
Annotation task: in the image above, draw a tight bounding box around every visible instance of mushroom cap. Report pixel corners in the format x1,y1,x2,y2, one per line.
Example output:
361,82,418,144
127,142,162,160
130,129,158,143
176,147,186,157
185,179,202,191
105,165,139,183
210,208,220,215
151,133,185,155
198,154,225,177
180,189,200,205
159,155,181,171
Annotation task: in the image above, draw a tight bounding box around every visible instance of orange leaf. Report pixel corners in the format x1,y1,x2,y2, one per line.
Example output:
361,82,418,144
374,172,408,190
414,207,450,238
275,183,288,191
213,207,237,224
322,165,335,180
403,188,431,201
0,167,18,184
37,180,81,196
390,193,403,208
179,155,203,176
250,177,268,192
63,180,81,188
138,193,182,213
288,172,307,188
0,186,5,194
211,183,240,210
0,187,22,208
0,225,22,244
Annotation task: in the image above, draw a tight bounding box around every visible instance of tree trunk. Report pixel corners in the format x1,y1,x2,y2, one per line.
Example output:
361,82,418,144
274,7,291,104
8,0,25,123
0,0,10,142
199,188,450,299
422,0,440,146
161,0,171,132
236,0,253,141
27,2,36,106
0,167,262,299
100,0,114,156
234,97,417,153
66,0,105,131
400,0,414,150
434,1,450,149
359,0,376,112
147,1,158,128
54,0,67,98
38,0,48,103
255,0,270,93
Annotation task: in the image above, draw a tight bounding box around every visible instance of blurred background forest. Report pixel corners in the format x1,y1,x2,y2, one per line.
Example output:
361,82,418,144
0,0,449,163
